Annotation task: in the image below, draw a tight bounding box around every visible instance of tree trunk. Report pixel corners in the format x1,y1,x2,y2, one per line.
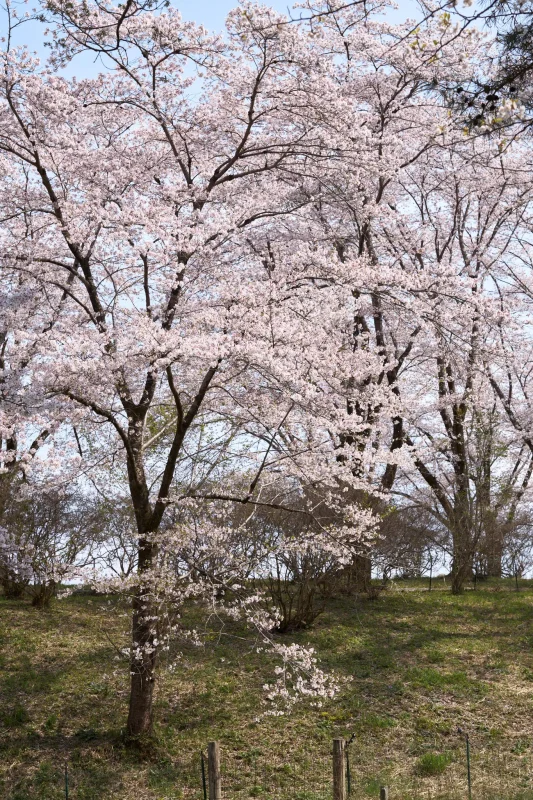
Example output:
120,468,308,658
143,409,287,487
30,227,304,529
484,530,503,578
127,598,157,736
30,579,57,608
344,553,372,594
451,525,472,594
126,537,159,737
121,358,213,736
1,578,26,599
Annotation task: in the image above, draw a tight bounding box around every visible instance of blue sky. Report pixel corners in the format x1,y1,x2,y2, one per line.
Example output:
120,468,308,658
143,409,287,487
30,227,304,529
6,0,418,77
171,0,291,27
3,0,288,77
157,0,418,27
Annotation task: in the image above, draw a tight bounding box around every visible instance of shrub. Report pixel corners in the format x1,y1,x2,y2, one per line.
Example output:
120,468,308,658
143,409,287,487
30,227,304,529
2,704,30,728
416,752,452,776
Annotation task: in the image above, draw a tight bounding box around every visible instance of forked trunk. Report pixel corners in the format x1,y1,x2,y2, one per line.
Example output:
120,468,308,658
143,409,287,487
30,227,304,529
31,579,57,608
451,560,471,594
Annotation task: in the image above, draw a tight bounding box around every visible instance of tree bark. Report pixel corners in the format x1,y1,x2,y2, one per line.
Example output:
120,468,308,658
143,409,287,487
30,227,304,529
127,538,158,737
483,526,503,578
450,523,473,594
344,553,372,594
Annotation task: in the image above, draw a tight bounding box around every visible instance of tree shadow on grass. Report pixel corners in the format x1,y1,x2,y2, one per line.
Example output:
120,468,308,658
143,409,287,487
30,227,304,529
1,729,126,800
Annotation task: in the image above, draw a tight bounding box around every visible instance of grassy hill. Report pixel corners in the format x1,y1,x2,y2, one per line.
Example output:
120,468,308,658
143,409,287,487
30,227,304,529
2,579,533,800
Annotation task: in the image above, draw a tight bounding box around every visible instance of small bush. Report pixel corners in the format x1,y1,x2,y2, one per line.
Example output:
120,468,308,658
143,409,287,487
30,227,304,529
44,713,58,731
2,703,29,727
416,752,452,776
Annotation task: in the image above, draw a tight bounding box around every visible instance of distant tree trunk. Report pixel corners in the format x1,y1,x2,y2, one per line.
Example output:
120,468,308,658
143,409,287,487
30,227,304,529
30,580,57,608
344,553,372,594
450,516,474,595
485,551,502,578
477,451,502,578
2,579,26,599
484,526,504,578
448,455,475,594
451,549,472,594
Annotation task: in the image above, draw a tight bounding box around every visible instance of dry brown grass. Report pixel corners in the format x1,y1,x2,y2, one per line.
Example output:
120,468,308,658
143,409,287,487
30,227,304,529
1,579,533,799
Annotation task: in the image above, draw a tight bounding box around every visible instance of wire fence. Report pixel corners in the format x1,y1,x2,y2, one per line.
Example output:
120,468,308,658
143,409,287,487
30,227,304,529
215,748,333,800
196,738,533,800
343,737,533,800
396,744,533,800
22,736,533,799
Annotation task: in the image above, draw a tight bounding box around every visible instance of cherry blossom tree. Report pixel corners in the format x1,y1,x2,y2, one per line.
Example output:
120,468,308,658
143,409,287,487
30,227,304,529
362,133,533,591
281,4,533,593
0,0,378,736
270,6,498,593
0,244,60,596
0,0,495,734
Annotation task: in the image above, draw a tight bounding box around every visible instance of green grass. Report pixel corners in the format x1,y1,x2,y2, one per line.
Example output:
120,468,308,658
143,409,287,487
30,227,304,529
2,580,533,799
416,751,453,776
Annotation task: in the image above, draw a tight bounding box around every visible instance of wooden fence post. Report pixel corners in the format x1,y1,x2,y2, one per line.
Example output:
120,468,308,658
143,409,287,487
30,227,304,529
208,741,222,800
333,738,346,800
380,786,389,800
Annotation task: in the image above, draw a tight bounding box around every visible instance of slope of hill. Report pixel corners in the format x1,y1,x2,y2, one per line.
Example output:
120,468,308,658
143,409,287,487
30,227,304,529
1,579,533,800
